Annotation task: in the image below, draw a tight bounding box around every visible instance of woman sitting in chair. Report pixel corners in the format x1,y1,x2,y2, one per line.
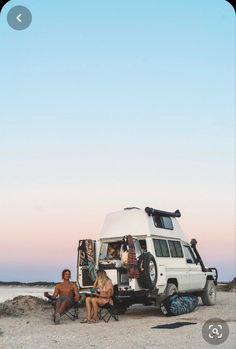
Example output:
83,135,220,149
81,269,113,324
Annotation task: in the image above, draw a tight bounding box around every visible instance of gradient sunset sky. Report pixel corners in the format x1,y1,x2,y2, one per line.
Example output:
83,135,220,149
0,0,235,282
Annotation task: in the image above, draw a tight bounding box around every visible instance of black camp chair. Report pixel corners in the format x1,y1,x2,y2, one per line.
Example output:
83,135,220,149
61,301,79,321
98,300,119,323
98,286,119,323
45,293,81,322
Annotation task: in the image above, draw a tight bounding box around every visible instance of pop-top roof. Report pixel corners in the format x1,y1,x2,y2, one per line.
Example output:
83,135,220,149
100,208,188,242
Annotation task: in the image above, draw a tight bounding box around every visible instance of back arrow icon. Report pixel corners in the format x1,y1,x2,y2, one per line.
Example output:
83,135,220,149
16,13,22,22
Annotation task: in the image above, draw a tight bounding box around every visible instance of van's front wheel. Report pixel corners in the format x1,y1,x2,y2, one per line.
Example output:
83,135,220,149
201,280,216,305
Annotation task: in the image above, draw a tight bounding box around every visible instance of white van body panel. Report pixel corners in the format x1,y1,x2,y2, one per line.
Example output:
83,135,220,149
100,209,188,242
105,269,118,286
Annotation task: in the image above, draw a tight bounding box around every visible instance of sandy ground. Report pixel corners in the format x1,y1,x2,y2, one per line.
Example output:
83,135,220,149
0,292,235,349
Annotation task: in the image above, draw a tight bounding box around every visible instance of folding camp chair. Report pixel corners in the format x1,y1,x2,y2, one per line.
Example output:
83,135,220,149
45,294,80,322
98,301,119,323
98,289,119,323
61,302,79,321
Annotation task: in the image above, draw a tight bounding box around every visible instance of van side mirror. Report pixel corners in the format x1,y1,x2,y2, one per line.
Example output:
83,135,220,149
186,258,193,264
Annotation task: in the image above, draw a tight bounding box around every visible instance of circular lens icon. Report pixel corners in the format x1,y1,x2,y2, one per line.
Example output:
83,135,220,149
7,6,32,31
202,318,229,345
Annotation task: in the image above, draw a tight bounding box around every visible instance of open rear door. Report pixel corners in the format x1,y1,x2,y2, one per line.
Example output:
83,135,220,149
77,239,96,289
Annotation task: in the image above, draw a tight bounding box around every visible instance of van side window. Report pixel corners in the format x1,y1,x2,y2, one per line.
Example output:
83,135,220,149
162,216,173,229
133,239,142,257
183,245,195,263
153,239,170,257
168,240,183,258
139,239,147,253
99,243,108,260
153,215,173,230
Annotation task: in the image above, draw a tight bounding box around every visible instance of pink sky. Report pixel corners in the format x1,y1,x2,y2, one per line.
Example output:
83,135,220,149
0,200,235,282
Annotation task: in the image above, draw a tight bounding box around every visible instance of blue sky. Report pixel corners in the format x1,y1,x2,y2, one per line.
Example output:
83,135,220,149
0,0,235,282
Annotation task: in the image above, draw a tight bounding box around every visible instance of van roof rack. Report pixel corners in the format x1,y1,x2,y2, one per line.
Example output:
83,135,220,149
145,207,181,218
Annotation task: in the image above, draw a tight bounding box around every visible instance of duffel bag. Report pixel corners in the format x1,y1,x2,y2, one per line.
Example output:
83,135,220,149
161,293,199,316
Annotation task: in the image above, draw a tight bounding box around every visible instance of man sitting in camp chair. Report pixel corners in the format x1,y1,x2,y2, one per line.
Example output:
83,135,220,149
44,269,80,324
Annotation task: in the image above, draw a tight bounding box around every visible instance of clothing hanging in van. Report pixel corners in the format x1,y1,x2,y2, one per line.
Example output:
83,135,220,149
127,235,139,279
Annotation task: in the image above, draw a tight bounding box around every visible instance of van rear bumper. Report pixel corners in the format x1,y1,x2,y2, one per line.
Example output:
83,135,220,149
115,288,159,305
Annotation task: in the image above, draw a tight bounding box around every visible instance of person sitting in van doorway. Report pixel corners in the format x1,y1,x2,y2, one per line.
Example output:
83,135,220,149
81,269,113,324
44,269,80,324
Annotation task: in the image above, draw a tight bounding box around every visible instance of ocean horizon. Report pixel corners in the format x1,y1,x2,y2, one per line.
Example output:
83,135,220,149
0,286,54,303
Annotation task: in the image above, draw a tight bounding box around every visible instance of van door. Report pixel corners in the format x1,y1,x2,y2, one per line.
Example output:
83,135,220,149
152,238,190,291
77,239,96,288
183,245,206,290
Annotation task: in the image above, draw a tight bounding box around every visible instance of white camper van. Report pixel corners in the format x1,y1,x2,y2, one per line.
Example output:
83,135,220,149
77,207,217,313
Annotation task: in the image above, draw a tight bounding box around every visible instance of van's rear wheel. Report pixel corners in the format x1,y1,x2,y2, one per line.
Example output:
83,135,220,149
116,305,128,314
201,280,216,305
165,283,178,297
138,253,157,290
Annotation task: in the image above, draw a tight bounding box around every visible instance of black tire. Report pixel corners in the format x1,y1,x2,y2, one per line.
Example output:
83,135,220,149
116,305,128,314
201,280,216,305
165,283,178,298
138,252,157,290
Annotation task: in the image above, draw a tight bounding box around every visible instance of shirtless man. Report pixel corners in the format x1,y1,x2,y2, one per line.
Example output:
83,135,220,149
44,269,80,324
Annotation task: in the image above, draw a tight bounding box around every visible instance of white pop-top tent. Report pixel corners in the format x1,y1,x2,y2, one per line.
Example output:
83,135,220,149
99,207,188,242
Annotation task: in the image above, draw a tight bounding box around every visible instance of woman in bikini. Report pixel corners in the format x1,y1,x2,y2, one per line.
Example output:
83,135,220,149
81,269,113,323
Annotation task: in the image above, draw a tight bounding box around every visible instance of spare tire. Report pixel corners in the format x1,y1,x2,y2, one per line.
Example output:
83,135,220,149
138,252,157,290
